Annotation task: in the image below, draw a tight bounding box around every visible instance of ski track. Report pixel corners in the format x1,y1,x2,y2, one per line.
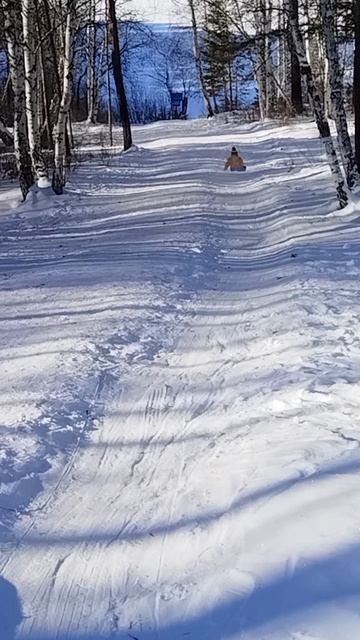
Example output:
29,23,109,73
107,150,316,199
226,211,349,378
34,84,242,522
1,119,360,639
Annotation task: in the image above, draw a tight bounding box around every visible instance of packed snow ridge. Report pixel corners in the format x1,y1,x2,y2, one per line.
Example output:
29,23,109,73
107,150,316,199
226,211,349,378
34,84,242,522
1,118,360,639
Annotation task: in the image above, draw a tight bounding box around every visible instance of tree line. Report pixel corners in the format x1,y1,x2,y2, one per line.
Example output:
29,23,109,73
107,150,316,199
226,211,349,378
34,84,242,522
0,0,132,199
187,0,360,207
0,0,359,209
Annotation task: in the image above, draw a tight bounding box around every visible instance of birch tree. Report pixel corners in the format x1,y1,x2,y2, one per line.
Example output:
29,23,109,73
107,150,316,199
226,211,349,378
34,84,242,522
288,0,348,208
354,0,360,172
320,0,358,189
105,0,113,146
86,0,97,124
255,0,267,119
2,0,33,199
22,0,49,185
93,40,106,123
264,0,276,117
52,0,75,194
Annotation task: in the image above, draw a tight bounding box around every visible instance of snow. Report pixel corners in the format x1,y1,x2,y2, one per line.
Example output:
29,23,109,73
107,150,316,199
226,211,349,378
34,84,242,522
1,118,360,639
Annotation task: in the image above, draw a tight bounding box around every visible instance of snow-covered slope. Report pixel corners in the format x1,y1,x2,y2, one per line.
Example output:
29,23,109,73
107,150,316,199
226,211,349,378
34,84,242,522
1,118,360,639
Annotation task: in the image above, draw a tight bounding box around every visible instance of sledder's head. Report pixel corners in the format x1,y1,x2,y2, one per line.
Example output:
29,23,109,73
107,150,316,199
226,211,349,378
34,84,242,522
231,146,238,155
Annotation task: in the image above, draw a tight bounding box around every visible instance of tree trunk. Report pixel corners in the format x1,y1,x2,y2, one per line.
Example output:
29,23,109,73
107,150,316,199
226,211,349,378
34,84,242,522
86,0,97,124
43,0,62,100
22,0,48,184
43,0,71,159
289,0,348,208
52,0,75,194
290,50,303,114
187,0,214,117
317,32,328,111
0,117,14,147
256,0,267,119
303,0,311,63
94,40,106,123
320,0,358,189
38,42,54,148
265,0,276,117
34,0,53,149
228,62,234,111
105,0,113,146
277,4,291,112
3,0,33,200
287,0,303,114
354,0,360,172
108,0,132,150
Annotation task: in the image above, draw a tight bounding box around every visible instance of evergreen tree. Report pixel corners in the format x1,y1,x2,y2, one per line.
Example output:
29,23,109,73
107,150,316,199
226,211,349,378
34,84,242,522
204,0,237,111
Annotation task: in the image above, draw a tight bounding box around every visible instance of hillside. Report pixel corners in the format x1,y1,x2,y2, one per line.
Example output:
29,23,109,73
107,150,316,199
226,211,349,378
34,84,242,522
1,118,360,639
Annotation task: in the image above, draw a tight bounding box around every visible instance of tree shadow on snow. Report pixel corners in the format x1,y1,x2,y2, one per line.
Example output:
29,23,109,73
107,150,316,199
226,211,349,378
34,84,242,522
0,576,22,639
19,455,360,548
13,542,360,639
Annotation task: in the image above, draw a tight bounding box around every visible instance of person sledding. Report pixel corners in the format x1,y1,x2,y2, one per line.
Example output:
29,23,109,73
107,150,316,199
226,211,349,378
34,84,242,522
224,146,246,172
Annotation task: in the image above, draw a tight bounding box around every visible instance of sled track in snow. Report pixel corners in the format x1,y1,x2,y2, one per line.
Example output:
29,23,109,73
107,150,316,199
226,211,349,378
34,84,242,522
2,119,360,639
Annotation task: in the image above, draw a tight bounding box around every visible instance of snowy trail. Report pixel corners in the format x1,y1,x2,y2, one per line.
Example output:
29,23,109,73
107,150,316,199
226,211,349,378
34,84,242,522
2,119,360,639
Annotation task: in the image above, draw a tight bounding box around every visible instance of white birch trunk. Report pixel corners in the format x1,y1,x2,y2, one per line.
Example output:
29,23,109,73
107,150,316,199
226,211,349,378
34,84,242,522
278,5,291,107
302,0,311,64
256,0,267,120
21,0,49,185
36,63,42,131
265,0,276,117
355,0,360,171
94,40,105,122
3,0,33,199
284,49,292,107
317,33,328,109
105,0,113,146
86,0,97,124
289,0,348,208
320,0,359,189
52,0,74,194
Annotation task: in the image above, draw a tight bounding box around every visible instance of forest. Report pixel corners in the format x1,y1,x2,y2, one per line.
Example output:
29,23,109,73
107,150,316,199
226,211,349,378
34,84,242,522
0,0,359,208
2,3,360,638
